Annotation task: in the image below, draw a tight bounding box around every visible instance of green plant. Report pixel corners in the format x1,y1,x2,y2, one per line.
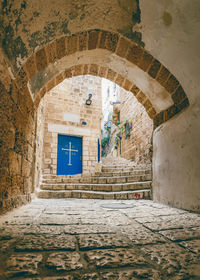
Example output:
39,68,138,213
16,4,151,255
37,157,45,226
101,137,109,148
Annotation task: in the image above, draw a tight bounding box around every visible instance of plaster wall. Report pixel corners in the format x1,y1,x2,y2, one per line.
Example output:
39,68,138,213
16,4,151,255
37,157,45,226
140,0,200,211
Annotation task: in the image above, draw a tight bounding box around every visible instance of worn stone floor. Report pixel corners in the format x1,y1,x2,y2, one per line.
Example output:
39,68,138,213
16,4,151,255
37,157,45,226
0,199,200,279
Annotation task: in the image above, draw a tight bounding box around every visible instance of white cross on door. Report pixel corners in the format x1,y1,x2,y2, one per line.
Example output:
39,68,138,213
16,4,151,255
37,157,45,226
62,142,78,165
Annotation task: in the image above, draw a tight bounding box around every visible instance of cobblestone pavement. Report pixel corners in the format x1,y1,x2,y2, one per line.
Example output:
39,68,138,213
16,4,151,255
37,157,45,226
0,199,200,279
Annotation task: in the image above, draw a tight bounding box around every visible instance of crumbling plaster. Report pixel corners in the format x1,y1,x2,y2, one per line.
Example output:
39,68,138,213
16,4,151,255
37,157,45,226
0,0,142,73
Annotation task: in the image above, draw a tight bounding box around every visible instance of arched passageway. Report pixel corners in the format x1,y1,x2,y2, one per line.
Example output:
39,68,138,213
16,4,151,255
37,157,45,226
15,30,189,127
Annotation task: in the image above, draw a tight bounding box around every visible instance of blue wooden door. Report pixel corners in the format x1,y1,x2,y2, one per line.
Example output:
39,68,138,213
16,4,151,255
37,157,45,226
98,139,100,162
57,135,82,175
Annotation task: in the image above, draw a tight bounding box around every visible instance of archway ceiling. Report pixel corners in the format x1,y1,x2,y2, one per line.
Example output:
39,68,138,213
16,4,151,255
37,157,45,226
13,30,189,128
29,49,173,113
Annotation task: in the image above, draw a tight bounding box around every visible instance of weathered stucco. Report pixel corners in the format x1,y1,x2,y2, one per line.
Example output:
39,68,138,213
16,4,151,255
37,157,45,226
0,0,143,73
140,0,200,211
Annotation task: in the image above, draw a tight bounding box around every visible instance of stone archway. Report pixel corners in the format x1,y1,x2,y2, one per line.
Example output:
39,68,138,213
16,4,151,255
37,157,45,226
13,30,189,129
0,28,191,213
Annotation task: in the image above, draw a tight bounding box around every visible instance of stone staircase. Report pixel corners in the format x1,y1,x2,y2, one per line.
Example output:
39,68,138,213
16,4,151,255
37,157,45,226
37,156,152,200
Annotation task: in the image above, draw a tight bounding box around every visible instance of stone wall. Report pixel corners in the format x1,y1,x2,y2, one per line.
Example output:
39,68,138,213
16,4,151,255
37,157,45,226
116,89,153,164
34,98,45,190
0,49,35,214
41,75,102,176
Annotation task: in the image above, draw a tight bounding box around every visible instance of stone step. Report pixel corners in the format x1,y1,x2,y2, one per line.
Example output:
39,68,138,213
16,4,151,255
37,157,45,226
102,163,150,167
94,170,151,177
41,174,152,184
36,189,151,200
40,181,151,192
41,170,151,181
102,167,151,172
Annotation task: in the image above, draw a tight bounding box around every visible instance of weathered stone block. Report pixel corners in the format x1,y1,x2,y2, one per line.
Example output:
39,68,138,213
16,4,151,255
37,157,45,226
136,91,146,104
89,64,99,75
148,59,161,79
172,86,187,105
24,55,37,79
46,252,83,271
123,79,133,91
115,74,125,87
5,253,42,277
156,65,170,86
56,36,66,59
83,64,89,75
115,193,127,199
78,233,131,250
16,67,28,92
116,37,130,58
107,69,116,81
98,66,108,77
88,29,100,50
147,107,157,119
45,41,57,64
78,31,88,51
35,48,48,72
130,84,140,96
139,51,154,72
66,34,78,55
85,248,148,268
99,31,119,52
126,43,144,66
164,74,180,94
143,99,153,111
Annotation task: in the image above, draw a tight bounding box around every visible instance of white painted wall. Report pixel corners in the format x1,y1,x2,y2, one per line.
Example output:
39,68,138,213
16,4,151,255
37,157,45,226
140,0,200,211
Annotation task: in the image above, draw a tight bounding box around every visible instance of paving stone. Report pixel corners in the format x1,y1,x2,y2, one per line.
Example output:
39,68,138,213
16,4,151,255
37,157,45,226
1,199,200,278
99,268,161,280
117,225,166,245
107,215,133,226
64,225,115,234
5,253,42,277
46,252,83,271
180,239,200,254
159,227,200,241
78,233,131,250
79,273,100,279
122,207,186,218
28,274,100,280
43,277,74,280
85,248,148,268
2,217,37,225
80,218,108,225
16,234,76,251
37,215,81,225
138,214,200,230
141,243,200,276
35,225,65,234
0,239,15,253
26,277,74,280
